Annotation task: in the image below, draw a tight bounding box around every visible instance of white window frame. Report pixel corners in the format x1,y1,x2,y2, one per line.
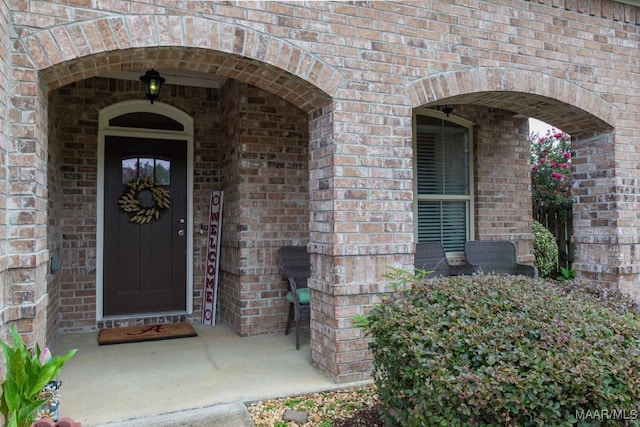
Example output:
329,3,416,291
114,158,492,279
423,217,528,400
413,108,475,257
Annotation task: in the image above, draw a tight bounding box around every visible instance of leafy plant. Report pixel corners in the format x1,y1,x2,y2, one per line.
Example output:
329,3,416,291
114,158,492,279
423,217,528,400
532,220,559,278
556,266,575,281
359,271,640,426
0,326,77,427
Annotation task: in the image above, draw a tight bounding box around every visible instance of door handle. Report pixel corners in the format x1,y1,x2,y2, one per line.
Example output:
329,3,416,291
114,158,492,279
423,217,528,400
178,229,185,237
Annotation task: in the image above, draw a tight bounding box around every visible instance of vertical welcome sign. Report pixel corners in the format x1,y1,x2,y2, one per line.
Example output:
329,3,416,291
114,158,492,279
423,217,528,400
203,191,223,325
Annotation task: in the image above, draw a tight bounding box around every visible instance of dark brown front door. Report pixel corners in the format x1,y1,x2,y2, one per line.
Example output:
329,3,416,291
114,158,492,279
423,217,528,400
103,136,187,316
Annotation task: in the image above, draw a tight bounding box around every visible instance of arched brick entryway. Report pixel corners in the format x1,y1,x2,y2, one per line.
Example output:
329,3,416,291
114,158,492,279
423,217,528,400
12,17,346,357
17,16,343,111
407,68,638,303
4,1,639,384
406,67,618,135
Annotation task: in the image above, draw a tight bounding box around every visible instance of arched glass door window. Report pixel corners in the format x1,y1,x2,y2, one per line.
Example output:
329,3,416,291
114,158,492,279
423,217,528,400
109,112,184,131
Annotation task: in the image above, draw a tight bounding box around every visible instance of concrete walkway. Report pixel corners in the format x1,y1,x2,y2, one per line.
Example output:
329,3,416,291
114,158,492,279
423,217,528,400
52,323,371,426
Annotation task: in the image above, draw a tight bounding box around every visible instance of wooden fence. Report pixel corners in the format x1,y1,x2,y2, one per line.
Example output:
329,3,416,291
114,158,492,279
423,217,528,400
535,208,573,270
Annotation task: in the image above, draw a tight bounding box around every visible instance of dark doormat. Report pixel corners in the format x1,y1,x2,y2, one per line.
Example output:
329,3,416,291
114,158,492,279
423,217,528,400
98,322,198,345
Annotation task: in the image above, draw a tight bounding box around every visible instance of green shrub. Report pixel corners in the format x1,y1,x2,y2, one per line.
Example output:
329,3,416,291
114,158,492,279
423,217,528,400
359,273,640,426
532,220,559,278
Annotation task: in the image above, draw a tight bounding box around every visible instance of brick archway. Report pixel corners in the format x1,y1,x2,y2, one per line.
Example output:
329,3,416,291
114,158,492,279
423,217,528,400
405,67,618,136
12,15,346,347
406,66,640,305
17,15,344,112
5,2,638,384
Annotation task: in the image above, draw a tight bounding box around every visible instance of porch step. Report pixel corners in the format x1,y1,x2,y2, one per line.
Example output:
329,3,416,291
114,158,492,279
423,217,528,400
98,402,255,427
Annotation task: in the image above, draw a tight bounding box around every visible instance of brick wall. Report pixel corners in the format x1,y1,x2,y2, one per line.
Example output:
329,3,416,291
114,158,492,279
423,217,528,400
473,107,535,261
572,132,623,284
50,78,223,331
192,86,224,326
48,77,308,337
217,78,242,332
4,0,52,348
225,80,310,336
307,104,537,382
0,0,10,351
2,0,638,381
215,79,311,336
45,85,63,345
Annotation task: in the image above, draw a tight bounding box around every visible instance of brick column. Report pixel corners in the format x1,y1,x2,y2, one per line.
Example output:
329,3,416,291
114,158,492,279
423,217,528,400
5,67,49,345
217,80,311,336
474,110,535,261
308,103,414,382
0,0,10,347
572,130,640,302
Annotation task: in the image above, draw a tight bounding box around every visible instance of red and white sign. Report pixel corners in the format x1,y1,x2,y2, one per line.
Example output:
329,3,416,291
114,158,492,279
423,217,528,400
203,191,223,325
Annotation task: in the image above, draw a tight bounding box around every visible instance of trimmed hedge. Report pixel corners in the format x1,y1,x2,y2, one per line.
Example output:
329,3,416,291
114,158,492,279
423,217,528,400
359,273,640,426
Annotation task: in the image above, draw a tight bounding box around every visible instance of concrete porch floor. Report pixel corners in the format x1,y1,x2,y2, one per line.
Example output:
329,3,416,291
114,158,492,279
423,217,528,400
51,323,371,426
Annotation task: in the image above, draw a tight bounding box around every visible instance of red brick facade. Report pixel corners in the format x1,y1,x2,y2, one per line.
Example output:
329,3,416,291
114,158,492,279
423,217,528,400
1,1,638,381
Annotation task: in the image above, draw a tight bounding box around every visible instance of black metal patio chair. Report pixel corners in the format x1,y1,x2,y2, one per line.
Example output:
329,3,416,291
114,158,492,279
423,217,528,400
278,245,311,350
415,242,478,278
464,240,538,278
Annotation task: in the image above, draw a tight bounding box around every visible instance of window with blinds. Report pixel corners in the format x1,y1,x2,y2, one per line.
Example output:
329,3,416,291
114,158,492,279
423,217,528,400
414,113,473,254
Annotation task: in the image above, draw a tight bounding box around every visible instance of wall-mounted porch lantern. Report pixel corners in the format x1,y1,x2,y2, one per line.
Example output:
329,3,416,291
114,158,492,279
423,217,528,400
139,69,165,104
442,105,454,117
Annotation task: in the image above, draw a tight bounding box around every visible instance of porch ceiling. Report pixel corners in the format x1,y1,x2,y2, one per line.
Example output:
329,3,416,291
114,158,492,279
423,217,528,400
101,69,228,89
428,92,612,137
40,47,332,113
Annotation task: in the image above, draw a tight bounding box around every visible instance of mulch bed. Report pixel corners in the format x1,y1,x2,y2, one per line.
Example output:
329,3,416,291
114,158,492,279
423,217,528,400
332,404,386,426
247,385,387,426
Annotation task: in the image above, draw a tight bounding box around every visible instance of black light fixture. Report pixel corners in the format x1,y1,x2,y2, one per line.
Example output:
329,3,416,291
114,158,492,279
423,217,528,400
442,105,454,117
139,69,165,104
